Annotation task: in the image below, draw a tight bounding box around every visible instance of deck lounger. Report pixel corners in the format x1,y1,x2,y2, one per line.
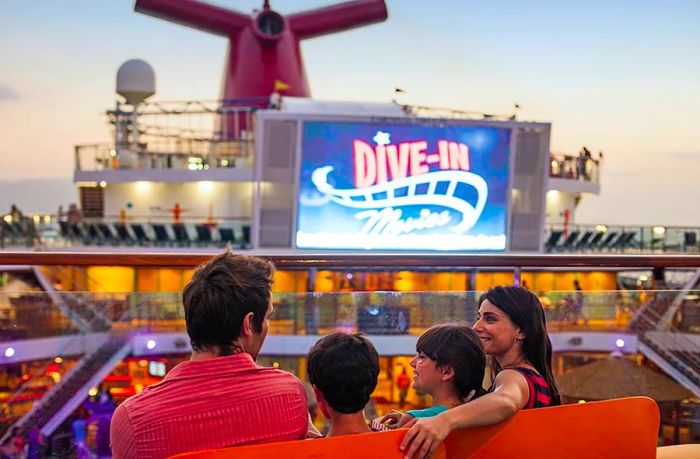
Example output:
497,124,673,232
172,223,191,247
218,227,236,246
151,224,171,246
544,230,563,252
68,223,86,242
559,231,580,251
86,223,103,245
607,232,630,251
597,231,619,251
585,231,605,250
574,231,593,250
131,223,151,245
684,231,698,251
97,223,115,244
195,224,212,246
241,225,251,248
113,223,134,245
611,231,630,250
619,232,638,250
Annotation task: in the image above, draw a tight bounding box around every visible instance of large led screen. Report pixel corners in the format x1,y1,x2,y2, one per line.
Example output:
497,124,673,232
296,121,511,251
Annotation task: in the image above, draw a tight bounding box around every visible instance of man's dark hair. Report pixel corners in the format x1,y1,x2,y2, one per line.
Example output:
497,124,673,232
307,333,379,414
182,252,274,355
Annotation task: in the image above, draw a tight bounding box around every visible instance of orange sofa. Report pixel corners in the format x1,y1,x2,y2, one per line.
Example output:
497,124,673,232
171,397,660,458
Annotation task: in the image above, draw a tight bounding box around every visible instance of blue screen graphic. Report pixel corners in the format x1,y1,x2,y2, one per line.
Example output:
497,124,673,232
296,121,511,251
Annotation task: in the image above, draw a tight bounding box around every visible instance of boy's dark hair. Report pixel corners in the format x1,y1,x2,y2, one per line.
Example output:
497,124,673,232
182,252,274,355
416,322,486,400
307,333,379,414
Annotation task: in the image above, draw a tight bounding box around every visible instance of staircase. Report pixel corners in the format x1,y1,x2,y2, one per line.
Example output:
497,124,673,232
630,269,700,397
7,333,132,439
629,293,675,333
32,266,113,332
639,332,700,397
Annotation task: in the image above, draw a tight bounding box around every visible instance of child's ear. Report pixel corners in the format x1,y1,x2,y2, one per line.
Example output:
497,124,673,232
440,365,455,382
313,386,331,419
312,385,324,405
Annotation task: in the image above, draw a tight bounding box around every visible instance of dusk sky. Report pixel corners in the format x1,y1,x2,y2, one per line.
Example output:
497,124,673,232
1,0,699,225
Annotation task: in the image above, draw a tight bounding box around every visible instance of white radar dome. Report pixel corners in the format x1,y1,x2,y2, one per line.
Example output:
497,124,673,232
117,59,155,105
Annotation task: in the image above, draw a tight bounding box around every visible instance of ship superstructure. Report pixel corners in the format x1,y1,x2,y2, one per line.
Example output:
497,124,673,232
72,84,600,253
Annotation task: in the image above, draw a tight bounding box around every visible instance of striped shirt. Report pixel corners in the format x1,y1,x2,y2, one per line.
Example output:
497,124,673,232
110,353,308,459
508,367,554,408
487,367,554,409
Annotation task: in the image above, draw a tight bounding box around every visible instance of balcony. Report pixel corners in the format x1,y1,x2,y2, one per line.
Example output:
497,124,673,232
545,224,700,253
549,152,601,195
73,100,257,183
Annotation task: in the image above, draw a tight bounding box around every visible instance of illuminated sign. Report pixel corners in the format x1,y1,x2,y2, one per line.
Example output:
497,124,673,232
296,121,511,251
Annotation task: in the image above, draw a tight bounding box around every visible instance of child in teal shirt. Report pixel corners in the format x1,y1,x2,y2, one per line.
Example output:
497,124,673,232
373,322,486,429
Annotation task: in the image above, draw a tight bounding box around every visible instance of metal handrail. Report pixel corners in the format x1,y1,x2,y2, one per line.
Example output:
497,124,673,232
1,252,700,268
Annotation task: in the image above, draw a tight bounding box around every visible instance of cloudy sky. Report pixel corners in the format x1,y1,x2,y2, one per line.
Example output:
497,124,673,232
1,0,699,225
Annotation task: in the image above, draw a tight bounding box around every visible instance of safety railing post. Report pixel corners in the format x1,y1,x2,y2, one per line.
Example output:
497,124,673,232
514,266,521,287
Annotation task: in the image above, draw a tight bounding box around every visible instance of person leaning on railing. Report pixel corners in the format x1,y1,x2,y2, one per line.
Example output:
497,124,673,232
400,286,560,459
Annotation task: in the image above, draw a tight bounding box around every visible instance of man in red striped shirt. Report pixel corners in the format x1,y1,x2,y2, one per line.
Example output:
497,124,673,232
110,253,309,459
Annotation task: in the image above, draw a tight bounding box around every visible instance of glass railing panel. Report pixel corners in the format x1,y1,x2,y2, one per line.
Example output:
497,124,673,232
0,288,684,338
544,225,700,253
272,291,481,336
0,292,79,341
113,289,700,336
0,288,696,446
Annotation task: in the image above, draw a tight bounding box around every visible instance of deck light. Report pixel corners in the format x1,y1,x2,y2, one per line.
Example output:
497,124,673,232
615,339,625,348
4,348,15,358
136,181,151,192
198,181,214,192
146,339,157,350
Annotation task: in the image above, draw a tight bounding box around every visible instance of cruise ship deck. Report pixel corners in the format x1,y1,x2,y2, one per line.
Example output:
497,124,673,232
0,251,698,456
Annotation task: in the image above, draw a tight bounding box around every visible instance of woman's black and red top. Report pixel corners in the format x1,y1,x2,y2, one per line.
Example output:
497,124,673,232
489,367,554,408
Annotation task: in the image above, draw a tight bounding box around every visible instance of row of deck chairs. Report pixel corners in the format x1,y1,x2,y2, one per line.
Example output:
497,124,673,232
58,221,250,248
0,220,29,244
545,230,639,252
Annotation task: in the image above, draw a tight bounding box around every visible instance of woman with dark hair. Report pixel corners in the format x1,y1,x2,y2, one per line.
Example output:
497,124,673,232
373,323,486,429
400,286,560,459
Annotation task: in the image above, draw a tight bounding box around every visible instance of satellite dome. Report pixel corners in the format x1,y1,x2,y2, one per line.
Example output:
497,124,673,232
116,59,155,105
